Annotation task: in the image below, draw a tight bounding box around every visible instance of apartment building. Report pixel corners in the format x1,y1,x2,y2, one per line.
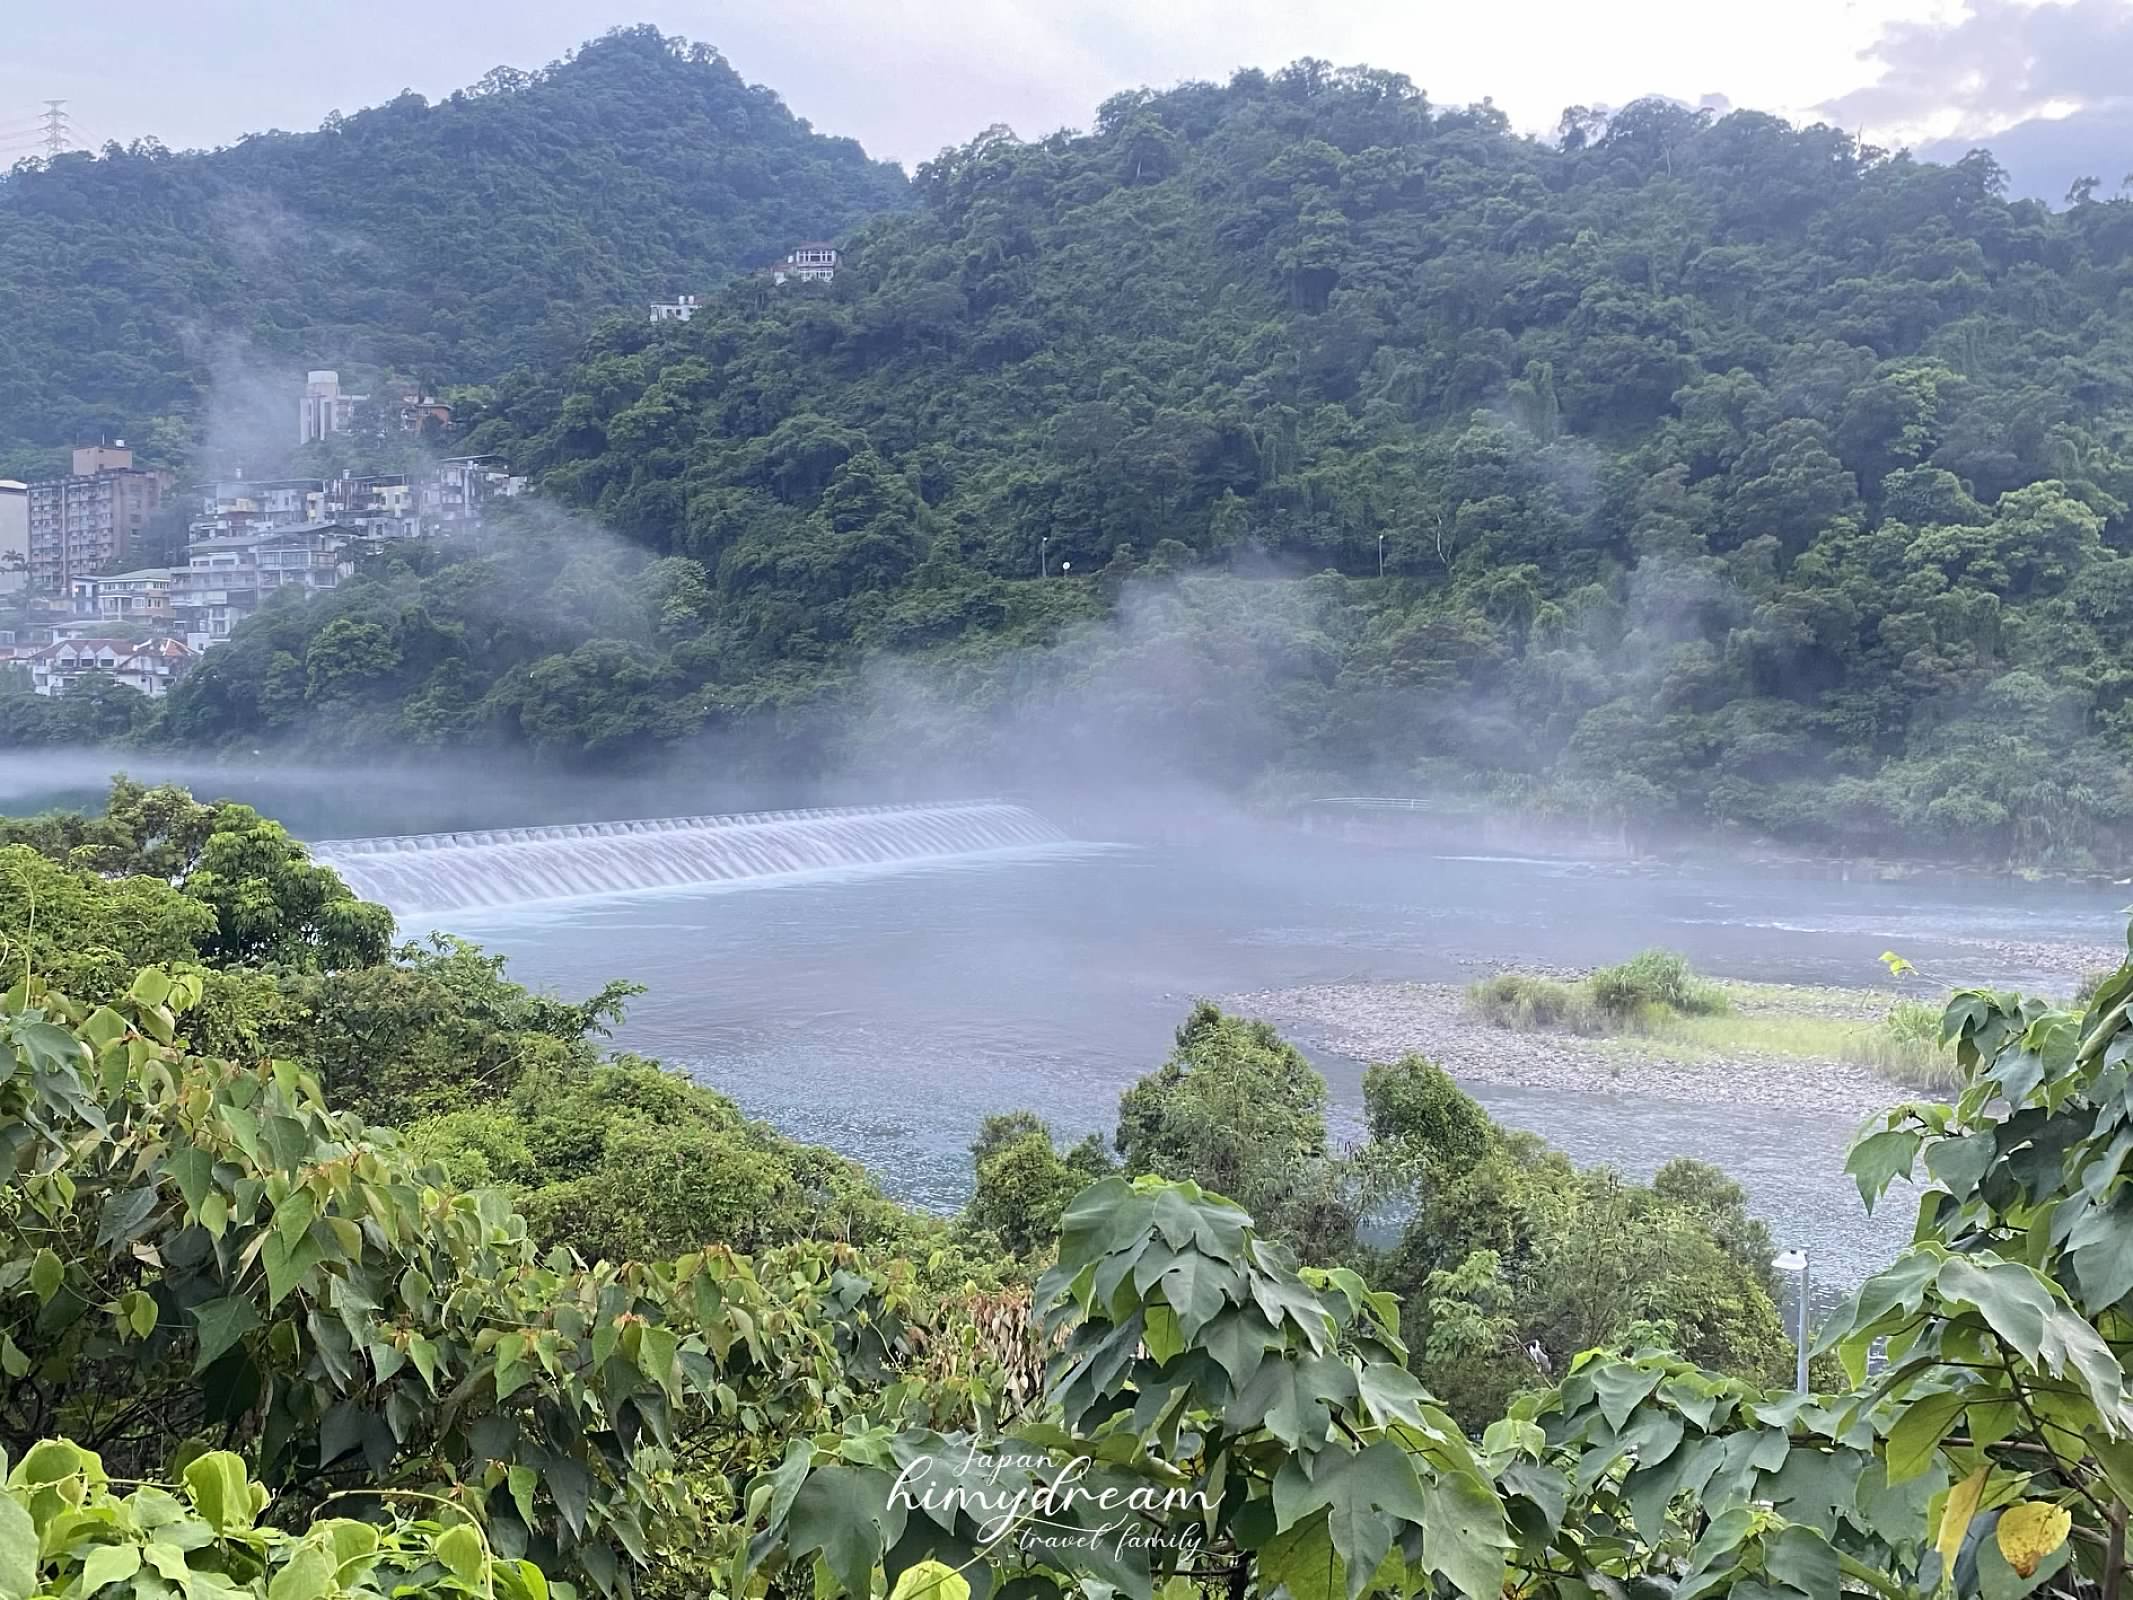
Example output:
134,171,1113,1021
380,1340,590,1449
26,445,171,593
173,523,350,651
69,567,175,624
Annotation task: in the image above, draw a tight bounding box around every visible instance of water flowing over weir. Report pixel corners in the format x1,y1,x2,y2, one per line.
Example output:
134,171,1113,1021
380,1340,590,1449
308,801,1073,917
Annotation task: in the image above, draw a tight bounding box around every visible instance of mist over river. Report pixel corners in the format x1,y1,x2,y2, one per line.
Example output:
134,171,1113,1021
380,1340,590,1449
9,756,2126,1294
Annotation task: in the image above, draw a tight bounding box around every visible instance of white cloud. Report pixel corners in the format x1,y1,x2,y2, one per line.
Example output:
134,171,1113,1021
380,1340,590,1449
1823,0,2133,145
3,0,1961,165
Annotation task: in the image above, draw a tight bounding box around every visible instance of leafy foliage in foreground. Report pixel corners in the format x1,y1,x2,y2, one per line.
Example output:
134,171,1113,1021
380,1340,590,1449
0,962,950,1597
10,777,2133,1596
0,1439,547,1600
747,931,2133,1599
972,1011,1794,1428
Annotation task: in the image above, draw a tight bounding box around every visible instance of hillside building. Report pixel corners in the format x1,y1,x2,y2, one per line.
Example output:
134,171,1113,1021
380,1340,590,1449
770,243,838,284
299,371,366,444
173,523,350,652
26,445,172,594
28,633,195,699
649,293,705,323
69,567,175,624
422,455,523,531
298,372,451,442
397,390,453,433
0,480,25,595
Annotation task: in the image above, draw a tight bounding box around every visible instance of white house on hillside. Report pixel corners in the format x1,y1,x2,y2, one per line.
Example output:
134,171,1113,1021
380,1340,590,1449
770,243,838,284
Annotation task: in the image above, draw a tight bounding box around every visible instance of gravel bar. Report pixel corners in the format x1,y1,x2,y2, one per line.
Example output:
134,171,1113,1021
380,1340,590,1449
1224,980,1914,1120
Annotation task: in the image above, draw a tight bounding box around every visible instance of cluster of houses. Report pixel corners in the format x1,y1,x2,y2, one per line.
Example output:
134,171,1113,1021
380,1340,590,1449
0,239,843,703
0,441,522,700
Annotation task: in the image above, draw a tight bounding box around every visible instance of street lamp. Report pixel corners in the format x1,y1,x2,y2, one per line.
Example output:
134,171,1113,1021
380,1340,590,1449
1378,532,1385,578
1773,1248,1810,1392
1041,535,1050,577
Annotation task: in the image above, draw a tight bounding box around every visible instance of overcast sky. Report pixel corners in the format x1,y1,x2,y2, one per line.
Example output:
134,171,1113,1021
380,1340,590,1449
3,0,2125,173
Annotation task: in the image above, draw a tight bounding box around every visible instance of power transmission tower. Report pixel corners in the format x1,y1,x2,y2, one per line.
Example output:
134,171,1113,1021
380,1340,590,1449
40,100,69,157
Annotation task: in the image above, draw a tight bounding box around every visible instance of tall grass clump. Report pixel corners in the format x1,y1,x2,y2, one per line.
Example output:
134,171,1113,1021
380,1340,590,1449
1841,999,1957,1089
1466,973,1604,1034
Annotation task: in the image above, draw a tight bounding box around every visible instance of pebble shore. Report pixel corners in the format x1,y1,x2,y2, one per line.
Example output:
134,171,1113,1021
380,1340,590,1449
1223,981,1905,1117
1223,933,2122,1120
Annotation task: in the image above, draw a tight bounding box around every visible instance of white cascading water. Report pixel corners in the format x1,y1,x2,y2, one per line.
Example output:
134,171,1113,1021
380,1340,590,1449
309,800,1070,917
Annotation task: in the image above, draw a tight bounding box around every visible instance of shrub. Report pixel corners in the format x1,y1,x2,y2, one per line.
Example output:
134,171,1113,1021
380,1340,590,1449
1588,947,1730,1018
1363,1054,1492,1164
1842,997,1958,1088
2075,966,2117,1006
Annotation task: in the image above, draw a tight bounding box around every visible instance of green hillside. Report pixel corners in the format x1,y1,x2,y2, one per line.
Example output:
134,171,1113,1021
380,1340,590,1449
23,53,2133,864
0,25,912,478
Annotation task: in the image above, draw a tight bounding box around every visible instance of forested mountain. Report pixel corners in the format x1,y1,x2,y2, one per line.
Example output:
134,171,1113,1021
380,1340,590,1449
30,51,2133,864
0,25,911,477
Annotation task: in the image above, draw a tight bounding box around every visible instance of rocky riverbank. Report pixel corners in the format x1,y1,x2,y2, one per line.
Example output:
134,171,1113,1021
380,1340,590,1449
1224,979,1916,1118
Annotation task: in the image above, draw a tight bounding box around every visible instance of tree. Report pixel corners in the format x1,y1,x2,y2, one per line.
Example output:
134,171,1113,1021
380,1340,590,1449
1113,1002,1338,1244
746,929,2133,1599
964,1113,1114,1259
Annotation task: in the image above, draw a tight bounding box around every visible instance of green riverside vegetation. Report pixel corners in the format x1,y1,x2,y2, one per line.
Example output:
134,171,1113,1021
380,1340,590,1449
2,779,2131,1597
1469,949,1963,1086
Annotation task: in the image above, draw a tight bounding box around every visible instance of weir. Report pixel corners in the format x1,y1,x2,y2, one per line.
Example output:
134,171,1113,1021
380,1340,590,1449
309,800,1071,917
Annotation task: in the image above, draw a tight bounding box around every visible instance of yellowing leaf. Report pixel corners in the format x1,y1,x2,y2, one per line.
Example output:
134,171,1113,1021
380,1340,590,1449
1996,1501,2072,1578
1938,1465,1988,1571
888,1559,971,1600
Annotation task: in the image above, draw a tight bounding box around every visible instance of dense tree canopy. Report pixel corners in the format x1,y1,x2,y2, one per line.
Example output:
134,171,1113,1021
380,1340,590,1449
0,25,910,477
24,55,2133,864
8,780,2133,1596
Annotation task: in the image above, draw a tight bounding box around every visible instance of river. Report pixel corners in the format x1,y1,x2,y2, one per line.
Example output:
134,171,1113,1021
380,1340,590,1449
7,759,2123,1292
426,829,2119,1292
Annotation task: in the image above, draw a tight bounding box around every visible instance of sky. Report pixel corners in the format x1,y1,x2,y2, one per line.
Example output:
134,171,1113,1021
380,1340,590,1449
3,0,2128,192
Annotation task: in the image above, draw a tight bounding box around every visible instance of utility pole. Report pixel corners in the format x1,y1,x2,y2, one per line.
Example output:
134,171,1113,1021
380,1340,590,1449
40,100,70,158
1774,1248,1810,1391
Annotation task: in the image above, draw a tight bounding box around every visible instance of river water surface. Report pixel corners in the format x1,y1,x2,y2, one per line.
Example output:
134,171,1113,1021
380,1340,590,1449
8,760,2120,1292
430,833,2125,1292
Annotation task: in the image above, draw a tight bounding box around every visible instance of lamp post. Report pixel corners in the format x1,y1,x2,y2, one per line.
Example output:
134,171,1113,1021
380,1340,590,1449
1773,1248,1810,1392
1378,532,1385,578
1041,535,1050,577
